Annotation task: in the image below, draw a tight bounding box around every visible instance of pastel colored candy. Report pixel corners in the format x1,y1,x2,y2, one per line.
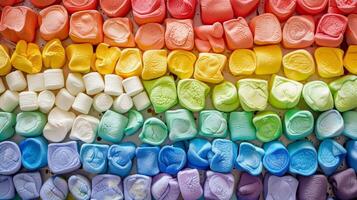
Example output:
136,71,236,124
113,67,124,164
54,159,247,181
296,0,328,14
15,111,47,137
263,174,298,200
204,171,234,200
98,110,128,143
165,19,194,50
100,0,131,17
253,111,282,143
63,0,97,13
94,43,121,74
131,0,166,24
199,110,228,138
165,109,197,142
0,175,15,199
0,45,11,76
11,40,42,74
139,117,168,145
315,109,344,140
124,174,152,200
177,168,203,200
68,175,91,200
103,17,135,47
200,0,234,24
40,176,68,200
344,45,357,74
343,111,357,139
318,139,346,175
347,140,357,171
187,138,211,169
229,49,256,76
38,5,69,41
0,0,23,6
329,168,357,200
0,141,21,175
167,0,196,19
223,18,253,50
30,0,58,8
115,48,142,78
263,141,290,176
283,15,315,48
80,144,109,174
13,172,42,199
328,0,357,15
236,172,262,200
249,13,282,45
151,173,180,200
346,15,357,45
212,81,239,112
297,175,327,200
124,110,144,136
42,39,66,69
283,49,315,81
136,145,160,176
108,142,136,177
177,79,210,112
0,112,16,141
329,75,357,112
92,174,124,199
135,23,165,50
158,145,186,175
315,14,348,47
265,0,296,21
287,140,317,176
236,142,264,176
141,50,167,80
19,137,48,170
237,79,268,111
229,112,256,141
208,139,237,173
269,75,303,109
69,115,99,143
231,0,259,17
194,53,226,84
254,45,282,75
66,43,94,73
302,81,334,112
315,47,344,78
194,22,225,53
48,141,81,174
284,109,314,140
44,107,76,142
167,50,196,79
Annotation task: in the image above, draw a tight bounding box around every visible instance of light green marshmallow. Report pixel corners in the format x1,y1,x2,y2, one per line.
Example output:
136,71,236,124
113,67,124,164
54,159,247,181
253,111,282,143
237,78,268,111
16,112,47,137
165,109,197,142
143,76,177,113
284,109,314,141
212,81,239,112
329,75,357,112
0,112,16,141
302,81,334,112
229,112,256,141
139,117,168,145
124,110,144,136
269,75,303,109
98,110,128,143
199,110,228,138
177,79,210,112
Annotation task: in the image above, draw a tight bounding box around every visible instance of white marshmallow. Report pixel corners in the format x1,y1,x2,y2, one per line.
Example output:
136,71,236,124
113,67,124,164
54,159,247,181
113,93,133,113
0,90,19,112
93,93,113,113
38,90,55,113
69,115,99,143
0,78,5,94
19,91,38,111
5,70,27,92
83,72,104,95
104,74,123,96
122,76,144,96
132,91,151,111
27,73,45,92
44,107,76,142
72,93,93,114
44,69,65,90
66,73,85,96
55,88,75,111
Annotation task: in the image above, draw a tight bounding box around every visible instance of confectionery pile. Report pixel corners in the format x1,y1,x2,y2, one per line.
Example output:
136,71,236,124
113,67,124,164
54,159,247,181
1,0,357,199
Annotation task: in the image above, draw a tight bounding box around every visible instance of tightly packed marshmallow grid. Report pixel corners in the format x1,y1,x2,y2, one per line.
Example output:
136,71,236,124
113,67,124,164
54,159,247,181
83,72,105,95
5,70,27,92
43,69,64,90
19,91,38,111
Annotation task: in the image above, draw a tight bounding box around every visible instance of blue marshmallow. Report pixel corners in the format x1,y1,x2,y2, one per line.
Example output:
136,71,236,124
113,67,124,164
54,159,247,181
347,140,357,171
13,172,42,200
208,139,237,173
40,176,68,200
19,137,48,170
48,141,81,174
136,145,160,176
80,143,109,174
91,174,123,200
158,145,187,175
187,138,211,169
318,139,346,175
263,141,290,176
0,176,15,199
236,142,265,176
68,175,91,200
288,140,317,176
124,174,152,200
0,141,21,175
107,142,136,177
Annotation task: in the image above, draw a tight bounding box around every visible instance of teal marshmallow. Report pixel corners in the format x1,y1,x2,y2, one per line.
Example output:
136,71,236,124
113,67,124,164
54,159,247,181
329,75,357,112
124,110,144,136
198,110,228,138
0,112,16,141
229,112,256,141
302,81,334,112
98,110,128,143
269,75,303,109
315,109,344,140
139,117,168,145
318,139,346,176
342,111,357,139
287,140,317,176
165,109,197,142
283,109,314,141
15,112,47,137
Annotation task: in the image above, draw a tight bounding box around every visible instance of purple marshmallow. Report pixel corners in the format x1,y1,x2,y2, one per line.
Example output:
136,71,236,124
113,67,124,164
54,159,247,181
48,141,81,174
13,172,42,200
0,141,21,175
91,174,123,200
151,173,180,200
298,175,327,200
0,175,15,199
264,173,298,200
236,172,262,200
124,174,152,200
204,170,234,200
329,168,357,200
40,176,68,200
177,168,203,200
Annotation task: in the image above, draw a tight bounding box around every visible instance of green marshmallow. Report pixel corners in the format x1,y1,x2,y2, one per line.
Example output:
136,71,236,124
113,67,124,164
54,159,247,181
143,76,178,113
253,111,282,142
283,109,314,141
269,75,303,109
329,75,357,112
98,110,128,143
124,110,144,136
237,78,268,111
302,81,334,112
198,110,228,138
229,111,256,141
139,117,168,145
212,81,239,112
342,111,357,139
177,79,210,112
0,112,16,141
165,109,197,142
16,112,47,137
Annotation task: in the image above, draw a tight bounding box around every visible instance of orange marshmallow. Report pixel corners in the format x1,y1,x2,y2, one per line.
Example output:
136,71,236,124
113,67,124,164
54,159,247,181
62,0,98,14
167,0,196,19
194,22,225,53
283,15,315,48
0,6,38,43
103,17,135,47
0,0,23,6
165,18,194,50
347,14,357,45
230,0,259,17
223,18,253,50
100,0,131,17
249,13,282,45
296,0,328,15
131,0,166,25
200,0,234,24
328,0,357,15
135,23,165,50
69,10,103,45
39,5,69,41
265,0,296,21
315,13,348,47
31,0,59,8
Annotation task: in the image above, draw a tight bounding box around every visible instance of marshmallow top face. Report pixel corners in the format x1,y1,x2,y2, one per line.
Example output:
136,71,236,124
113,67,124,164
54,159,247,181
11,40,42,74
13,172,42,200
47,141,81,174
93,93,113,113
40,176,68,200
199,110,228,138
212,81,239,112
229,49,256,76
92,174,124,200
0,141,21,175
68,175,91,200
122,76,144,97
237,79,268,112
115,48,142,78
44,69,65,90
42,39,66,68
177,79,210,112
55,88,75,111
269,75,303,109
315,47,344,78
83,72,105,95
80,144,109,174
287,140,318,176
15,112,47,138
113,93,133,114
66,73,85,96
95,43,121,75
236,142,264,175
104,74,123,96
194,53,226,84
70,115,99,143
27,73,45,92
123,174,152,200
165,109,197,142
329,75,357,112
19,137,48,170
253,111,282,143
44,107,76,142
167,50,196,79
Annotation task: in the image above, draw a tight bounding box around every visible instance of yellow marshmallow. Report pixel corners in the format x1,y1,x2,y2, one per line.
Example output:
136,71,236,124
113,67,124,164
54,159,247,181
66,43,94,73
254,45,282,75
94,43,121,75
115,48,142,78
344,45,357,74
11,40,42,74
194,53,226,84
283,49,315,81
167,50,196,79
42,39,66,69
141,49,167,80
315,47,344,78
229,49,256,76
0,44,11,76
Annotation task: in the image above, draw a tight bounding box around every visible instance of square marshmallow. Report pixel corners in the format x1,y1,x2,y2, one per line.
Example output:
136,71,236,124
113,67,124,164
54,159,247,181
66,73,85,96
122,76,143,97
19,91,38,111
104,74,123,96
55,88,75,111
93,93,113,113
132,91,151,111
72,93,93,114
38,90,55,113
113,93,133,114
6,70,27,92
27,73,45,92
83,72,105,95
44,69,64,90
0,90,19,112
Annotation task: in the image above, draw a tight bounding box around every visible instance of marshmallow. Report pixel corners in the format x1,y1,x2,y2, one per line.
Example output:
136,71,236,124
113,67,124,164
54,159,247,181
43,107,76,142
72,93,93,114
70,115,99,143
38,90,55,113
93,93,113,113
19,91,38,111
132,91,151,111
0,90,19,112
0,78,4,94
104,74,123,96
66,73,85,96
26,73,45,92
122,76,143,96
5,70,27,92
43,69,64,90
55,88,75,111
83,72,105,95
113,93,133,114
